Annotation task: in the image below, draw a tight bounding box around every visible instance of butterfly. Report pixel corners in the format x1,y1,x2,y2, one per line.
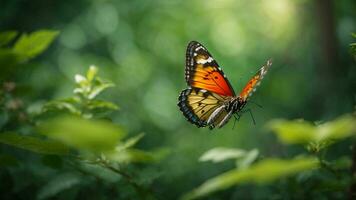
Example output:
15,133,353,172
178,41,272,129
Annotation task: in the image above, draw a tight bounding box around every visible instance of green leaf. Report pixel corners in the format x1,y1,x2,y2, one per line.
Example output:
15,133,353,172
42,99,81,115
88,82,115,99
38,116,125,152
317,114,356,141
182,157,318,200
41,155,63,169
37,173,81,200
13,30,59,60
0,133,69,155
0,31,18,46
107,149,155,163
87,100,119,111
267,114,356,146
236,149,259,169
0,154,19,167
86,65,98,81
199,147,247,163
116,133,145,151
267,119,316,144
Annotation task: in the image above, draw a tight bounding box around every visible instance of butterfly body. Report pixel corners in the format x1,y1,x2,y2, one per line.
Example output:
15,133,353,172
178,41,272,129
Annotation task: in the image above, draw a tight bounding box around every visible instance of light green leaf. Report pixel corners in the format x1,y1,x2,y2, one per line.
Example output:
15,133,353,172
0,31,18,46
236,149,259,169
87,100,119,111
38,116,125,152
267,115,356,146
37,173,81,200
107,149,155,163
316,115,356,141
13,30,59,60
42,99,81,115
116,133,145,151
183,157,318,200
199,147,246,163
88,82,115,99
86,65,98,81
0,133,69,155
267,119,316,144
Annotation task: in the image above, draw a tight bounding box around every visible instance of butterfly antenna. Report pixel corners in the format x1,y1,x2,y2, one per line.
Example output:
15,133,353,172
249,100,263,109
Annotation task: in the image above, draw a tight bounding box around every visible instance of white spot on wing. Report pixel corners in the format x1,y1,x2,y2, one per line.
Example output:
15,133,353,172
196,57,214,64
196,46,205,51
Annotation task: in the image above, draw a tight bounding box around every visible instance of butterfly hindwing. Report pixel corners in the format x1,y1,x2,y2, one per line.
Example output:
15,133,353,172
178,87,229,128
185,41,235,97
240,59,272,101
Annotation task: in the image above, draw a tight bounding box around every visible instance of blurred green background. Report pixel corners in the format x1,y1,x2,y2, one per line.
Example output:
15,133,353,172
1,0,356,199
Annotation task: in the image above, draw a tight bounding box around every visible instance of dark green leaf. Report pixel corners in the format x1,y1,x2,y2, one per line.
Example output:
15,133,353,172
0,31,18,46
0,132,69,155
37,173,81,200
0,154,19,167
41,155,63,169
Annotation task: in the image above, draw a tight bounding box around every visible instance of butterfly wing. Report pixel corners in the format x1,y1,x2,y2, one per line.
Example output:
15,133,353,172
185,41,235,97
178,87,230,128
239,59,272,101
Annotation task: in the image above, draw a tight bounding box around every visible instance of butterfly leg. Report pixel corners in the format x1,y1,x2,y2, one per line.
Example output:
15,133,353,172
232,113,241,130
241,109,256,125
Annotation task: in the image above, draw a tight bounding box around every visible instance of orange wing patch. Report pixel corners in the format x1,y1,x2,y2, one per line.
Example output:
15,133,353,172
240,60,272,100
190,64,234,96
185,41,235,97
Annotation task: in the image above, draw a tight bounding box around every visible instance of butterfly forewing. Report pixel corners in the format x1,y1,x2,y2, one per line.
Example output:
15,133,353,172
185,41,235,97
239,59,272,101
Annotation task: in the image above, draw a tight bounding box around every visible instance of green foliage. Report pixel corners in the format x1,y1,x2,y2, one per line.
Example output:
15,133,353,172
13,30,59,61
0,132,69,155
199,147,259,169
199,147,247,163
37,173,81,200
38,116,124,152
351,33,356,57
267,115,356,152
0,30,59,84
0,31,17,46
183,157,318,200
0,0,355,198
41,65,118,118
